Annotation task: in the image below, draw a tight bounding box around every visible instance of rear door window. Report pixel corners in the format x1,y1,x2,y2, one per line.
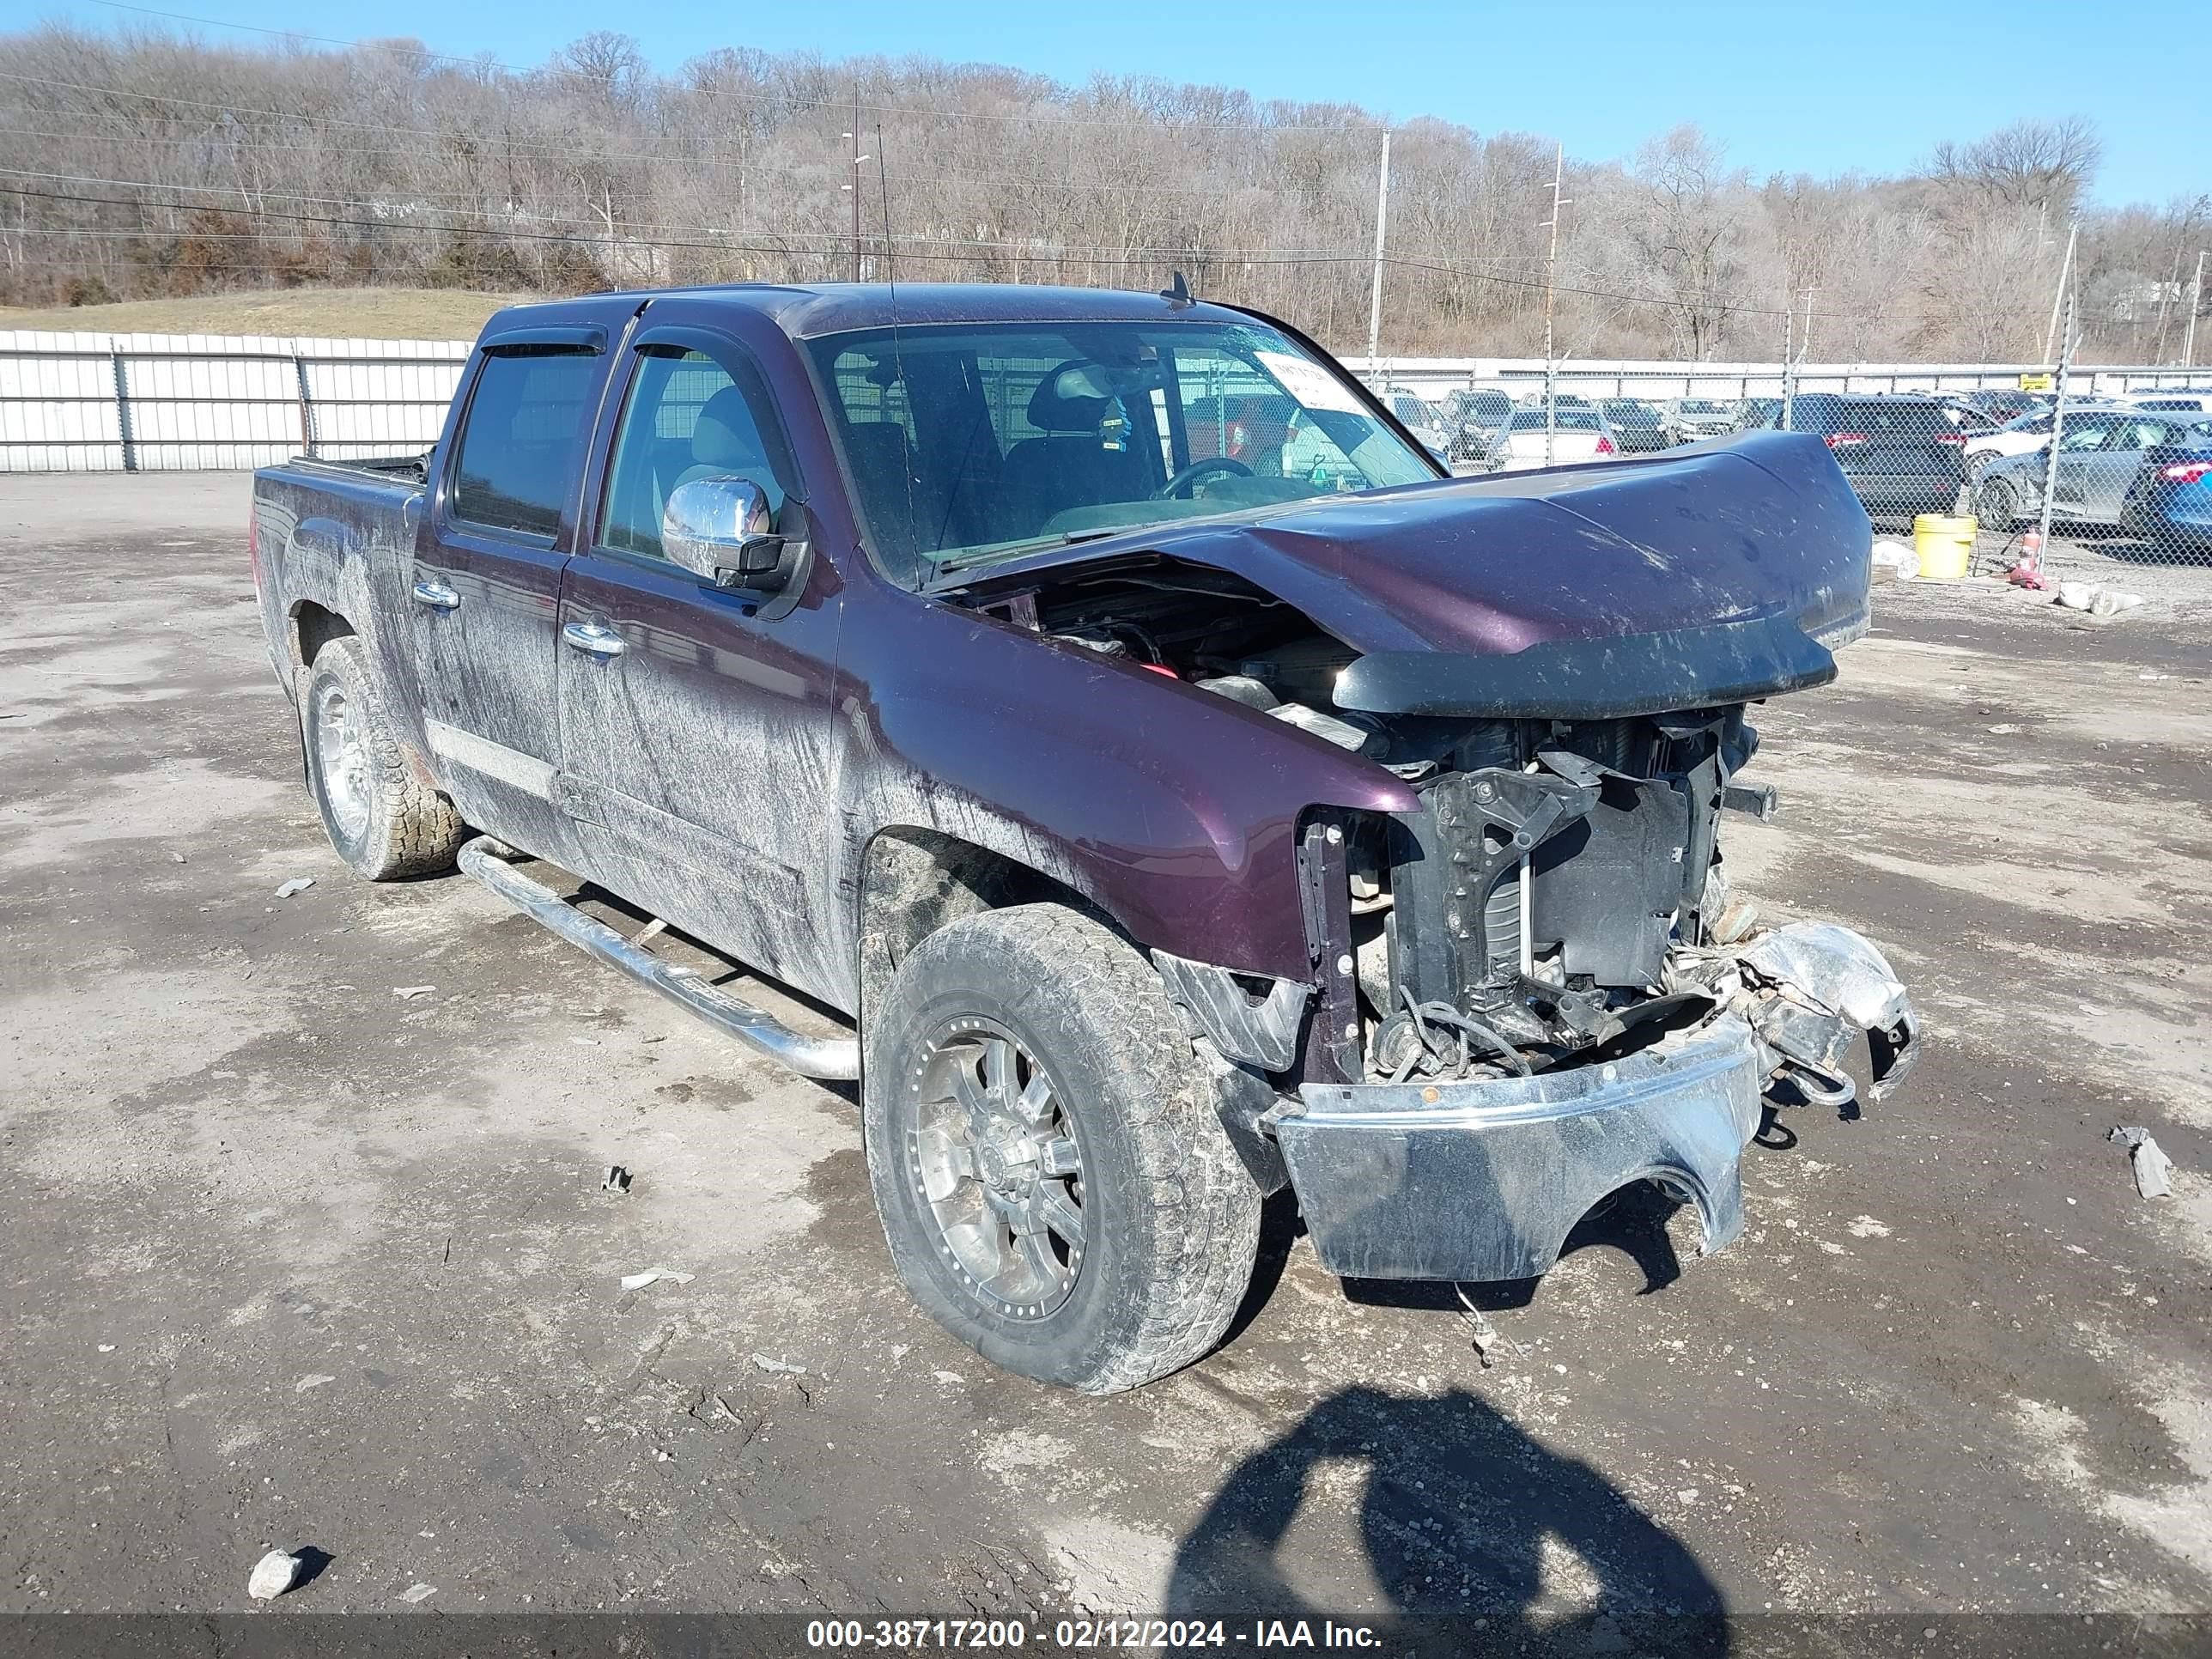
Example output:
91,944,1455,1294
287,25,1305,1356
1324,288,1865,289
449,350,601,539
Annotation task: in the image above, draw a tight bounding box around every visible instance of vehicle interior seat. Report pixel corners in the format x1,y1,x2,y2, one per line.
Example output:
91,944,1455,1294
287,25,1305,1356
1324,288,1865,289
672,386,778,501
995,362,1158,539
841,420,952,565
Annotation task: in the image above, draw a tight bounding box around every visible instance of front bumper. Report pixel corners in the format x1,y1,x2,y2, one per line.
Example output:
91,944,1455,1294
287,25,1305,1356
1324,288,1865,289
1276,1014,1765,1283
1271,921,1920,1285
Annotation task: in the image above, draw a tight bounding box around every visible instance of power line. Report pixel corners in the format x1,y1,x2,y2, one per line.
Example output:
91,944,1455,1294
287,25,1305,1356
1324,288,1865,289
0,105,1341,198
59,0,1401,134
2,176,1866,320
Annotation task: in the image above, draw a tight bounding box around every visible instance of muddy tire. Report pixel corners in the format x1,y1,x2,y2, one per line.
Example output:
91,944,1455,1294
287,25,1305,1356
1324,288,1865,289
862,904,1261,1394
302,635,466,880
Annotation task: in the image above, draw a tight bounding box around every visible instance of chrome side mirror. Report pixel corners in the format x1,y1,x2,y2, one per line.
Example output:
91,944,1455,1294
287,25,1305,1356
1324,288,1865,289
661,477,792,590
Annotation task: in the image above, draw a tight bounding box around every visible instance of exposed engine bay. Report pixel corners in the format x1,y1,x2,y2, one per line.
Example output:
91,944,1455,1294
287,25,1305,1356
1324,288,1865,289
975,557,1919,1109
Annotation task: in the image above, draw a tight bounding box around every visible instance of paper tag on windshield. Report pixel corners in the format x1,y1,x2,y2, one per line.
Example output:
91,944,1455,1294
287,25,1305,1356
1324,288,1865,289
1256,349,1365,415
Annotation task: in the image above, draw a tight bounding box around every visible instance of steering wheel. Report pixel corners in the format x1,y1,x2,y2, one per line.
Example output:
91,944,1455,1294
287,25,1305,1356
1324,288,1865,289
1153,455,1253,500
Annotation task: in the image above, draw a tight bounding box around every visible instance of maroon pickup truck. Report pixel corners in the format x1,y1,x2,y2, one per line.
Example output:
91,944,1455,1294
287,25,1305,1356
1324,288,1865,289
249,283,1918,1393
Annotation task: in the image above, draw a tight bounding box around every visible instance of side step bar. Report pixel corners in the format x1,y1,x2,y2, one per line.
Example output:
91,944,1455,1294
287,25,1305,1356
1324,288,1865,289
458,836,860,1081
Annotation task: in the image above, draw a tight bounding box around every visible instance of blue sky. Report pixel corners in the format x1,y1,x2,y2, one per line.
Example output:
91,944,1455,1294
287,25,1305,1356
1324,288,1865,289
11,0,2202,207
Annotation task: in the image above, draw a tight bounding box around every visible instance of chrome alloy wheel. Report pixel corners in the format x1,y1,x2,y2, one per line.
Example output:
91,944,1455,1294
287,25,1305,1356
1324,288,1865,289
311,676,371,842
905,1018,1086,1320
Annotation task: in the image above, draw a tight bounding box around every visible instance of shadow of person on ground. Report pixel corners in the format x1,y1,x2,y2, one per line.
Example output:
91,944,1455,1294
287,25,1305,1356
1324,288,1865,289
1166,1384,1727,1653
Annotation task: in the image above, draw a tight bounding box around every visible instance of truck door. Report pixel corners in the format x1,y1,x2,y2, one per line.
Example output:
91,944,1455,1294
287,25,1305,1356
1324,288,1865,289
410,331,605,862
551,325,847,1006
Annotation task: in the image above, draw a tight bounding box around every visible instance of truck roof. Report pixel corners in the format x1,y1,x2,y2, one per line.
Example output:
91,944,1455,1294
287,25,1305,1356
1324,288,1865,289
481,282,1252,344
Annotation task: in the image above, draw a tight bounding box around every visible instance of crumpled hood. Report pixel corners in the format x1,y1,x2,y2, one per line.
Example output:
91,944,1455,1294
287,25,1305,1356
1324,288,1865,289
953,432,1873,664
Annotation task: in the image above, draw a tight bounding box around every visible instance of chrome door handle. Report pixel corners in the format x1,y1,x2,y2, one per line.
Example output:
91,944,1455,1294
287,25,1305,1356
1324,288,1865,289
562,620,625,659
410,578,461,611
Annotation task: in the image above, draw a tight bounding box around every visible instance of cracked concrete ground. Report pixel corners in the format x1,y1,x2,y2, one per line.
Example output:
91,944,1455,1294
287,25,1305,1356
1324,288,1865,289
3,472,2209,1625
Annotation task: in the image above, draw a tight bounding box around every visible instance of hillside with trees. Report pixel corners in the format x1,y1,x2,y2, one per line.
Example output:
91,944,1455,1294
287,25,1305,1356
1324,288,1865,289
1,23,2203,362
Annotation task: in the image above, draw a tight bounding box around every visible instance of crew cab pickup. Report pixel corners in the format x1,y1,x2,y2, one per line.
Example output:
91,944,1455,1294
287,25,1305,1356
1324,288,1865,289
250,283,1919,1394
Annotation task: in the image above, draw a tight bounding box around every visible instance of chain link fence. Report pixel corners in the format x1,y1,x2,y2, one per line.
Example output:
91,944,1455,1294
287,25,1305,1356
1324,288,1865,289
1364,355,2212,579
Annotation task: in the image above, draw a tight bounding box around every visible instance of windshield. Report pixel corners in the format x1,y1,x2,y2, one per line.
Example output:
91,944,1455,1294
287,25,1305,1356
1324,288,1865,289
806,318,1436,581
1680,400,1731,415
1509,409,1602,432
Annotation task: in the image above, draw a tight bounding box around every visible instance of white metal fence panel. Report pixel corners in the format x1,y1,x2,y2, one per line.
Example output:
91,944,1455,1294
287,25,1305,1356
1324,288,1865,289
2,332,2206,491
0,330,471,473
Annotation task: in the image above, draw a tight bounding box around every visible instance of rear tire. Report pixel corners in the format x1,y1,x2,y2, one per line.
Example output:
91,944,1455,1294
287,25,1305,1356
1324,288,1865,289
302,636,466,880
861,904,1261,1394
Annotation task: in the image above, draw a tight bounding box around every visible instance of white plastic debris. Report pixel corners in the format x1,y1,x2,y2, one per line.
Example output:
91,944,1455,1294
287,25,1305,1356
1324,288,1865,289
619,1268,694,1291
274,878,314,898
247,1549,302,1601
750,1353,807,1375
2108,1127,2174,1199
392,986,435,1000
1869,539,1920,580
1986,723,2024,735
601,1165,632,1194
2055,582,2146,617
399,1583,436,1604
295,1374,336,1393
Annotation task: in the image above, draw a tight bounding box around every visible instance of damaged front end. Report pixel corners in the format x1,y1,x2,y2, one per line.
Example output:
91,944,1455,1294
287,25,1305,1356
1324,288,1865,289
1158,681,1918,1286
1259,691,1921,1283
948,532,1915,1288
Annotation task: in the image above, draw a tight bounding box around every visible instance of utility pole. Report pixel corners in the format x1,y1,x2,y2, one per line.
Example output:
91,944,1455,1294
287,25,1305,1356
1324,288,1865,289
1540,142,1567,465
2037,289,2076,562
2184,249,2206,369
1780,301,1795,432
1365,129,1392,373
2041,222,2077,365
1801,286,1817,364
842,87,868,282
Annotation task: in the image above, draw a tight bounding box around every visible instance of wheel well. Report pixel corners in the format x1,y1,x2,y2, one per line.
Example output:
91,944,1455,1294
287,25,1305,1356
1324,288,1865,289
857,828,1091,1015
292,600,355,673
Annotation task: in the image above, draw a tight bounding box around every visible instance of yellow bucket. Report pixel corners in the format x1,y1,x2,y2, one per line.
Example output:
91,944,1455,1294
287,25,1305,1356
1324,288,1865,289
1913,513,1977,581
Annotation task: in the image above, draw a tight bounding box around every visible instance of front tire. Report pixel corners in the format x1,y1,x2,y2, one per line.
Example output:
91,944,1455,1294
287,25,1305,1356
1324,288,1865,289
862,905,1261,1394
302,636,466,880
1975,476,2022,533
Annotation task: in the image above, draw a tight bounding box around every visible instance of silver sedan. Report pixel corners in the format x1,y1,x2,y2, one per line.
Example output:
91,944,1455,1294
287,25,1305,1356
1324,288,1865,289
1973,410,2212,530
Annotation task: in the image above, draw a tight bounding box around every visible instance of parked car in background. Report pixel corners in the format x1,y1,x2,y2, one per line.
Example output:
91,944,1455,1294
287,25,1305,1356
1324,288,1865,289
1600,398,1669,453
1765,393,1965,522
1950,388,2048,424
1977,410,2212,532
1936,401,2003,441
1962,403,2127,481
2121,422,2212,553
1439,388,1515,470
1382,389,1452,463
1661,398,1741,444
1491,405,1618,470
2122,390,2212,413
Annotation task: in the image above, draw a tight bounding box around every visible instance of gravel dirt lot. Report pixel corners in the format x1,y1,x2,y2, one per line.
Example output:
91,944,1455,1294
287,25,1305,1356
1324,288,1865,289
3,473,2209,1630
